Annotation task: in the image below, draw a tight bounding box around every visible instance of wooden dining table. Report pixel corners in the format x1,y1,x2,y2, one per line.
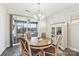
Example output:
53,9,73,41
30,37,53,55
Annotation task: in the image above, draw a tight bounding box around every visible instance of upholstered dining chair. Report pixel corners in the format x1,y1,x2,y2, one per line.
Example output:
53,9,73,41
41,32,47,39
44,35,62,56
19,37,41,56
26,33,31,41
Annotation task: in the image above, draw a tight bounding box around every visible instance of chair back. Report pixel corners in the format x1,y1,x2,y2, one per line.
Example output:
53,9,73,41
26,33,31,41
56,35,62,48
41,32,46,39
20,37,31,56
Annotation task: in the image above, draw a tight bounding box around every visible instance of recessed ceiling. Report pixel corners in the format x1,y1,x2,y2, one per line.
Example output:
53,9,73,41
3,3,79,18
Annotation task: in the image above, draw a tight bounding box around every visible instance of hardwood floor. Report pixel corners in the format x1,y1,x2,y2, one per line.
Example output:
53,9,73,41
1,45,20,56
1,45,79,56
63,48,79,56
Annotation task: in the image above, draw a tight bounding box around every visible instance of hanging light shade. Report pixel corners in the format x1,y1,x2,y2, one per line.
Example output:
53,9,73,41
33,3,45,20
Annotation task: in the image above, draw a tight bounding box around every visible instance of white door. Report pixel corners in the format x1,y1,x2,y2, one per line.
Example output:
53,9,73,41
51,23,63,45
51,22,67,50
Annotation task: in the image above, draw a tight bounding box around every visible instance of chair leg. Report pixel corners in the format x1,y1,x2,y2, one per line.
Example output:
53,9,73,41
44,52,45,56
39,49,44,56
55,48,57,56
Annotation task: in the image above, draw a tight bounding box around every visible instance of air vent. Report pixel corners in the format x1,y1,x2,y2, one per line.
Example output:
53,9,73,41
25,10,30,13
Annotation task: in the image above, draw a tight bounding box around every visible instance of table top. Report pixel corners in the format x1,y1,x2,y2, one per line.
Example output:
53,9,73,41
30,37,53,49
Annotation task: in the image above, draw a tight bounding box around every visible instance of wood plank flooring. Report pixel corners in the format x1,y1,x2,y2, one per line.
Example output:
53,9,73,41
1,45,20,56
1,45,79,56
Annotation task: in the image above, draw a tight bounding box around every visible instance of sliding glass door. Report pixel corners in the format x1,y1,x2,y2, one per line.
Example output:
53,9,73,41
30,22,38,37
12,20,27,45
10,14,38,46
12,20,38,45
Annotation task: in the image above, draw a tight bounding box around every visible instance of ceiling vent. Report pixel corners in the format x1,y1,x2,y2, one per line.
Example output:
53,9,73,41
25,10,31,13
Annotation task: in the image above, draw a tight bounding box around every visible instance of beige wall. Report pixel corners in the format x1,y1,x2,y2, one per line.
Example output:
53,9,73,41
0,4,9,55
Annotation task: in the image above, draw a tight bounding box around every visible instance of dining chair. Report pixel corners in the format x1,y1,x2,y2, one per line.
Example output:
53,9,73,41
41,32,47,39
26,33,31,41
19,37,41,56
44,35,62,56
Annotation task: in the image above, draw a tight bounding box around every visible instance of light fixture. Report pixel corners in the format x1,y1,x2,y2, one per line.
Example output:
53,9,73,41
33,15,38,19
33,3,45,20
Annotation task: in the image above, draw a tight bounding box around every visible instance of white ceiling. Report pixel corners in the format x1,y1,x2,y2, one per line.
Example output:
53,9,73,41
3,3,79,18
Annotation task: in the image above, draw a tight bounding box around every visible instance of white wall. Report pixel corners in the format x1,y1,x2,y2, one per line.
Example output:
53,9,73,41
47,4,79,51
0,4,9,55
68,22,79,52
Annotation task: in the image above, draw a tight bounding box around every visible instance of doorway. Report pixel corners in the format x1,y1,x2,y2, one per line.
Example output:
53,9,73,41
10,15,38,46
12,20,27,45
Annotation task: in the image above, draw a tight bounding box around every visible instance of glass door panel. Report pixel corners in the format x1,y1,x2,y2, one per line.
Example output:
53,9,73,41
12,20,27,44
31,22,38,37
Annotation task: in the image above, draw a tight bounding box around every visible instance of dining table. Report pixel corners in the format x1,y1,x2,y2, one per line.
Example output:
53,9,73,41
30,37,53,55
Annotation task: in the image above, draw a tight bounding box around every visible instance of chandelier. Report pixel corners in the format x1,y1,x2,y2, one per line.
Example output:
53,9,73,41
33,3,45,20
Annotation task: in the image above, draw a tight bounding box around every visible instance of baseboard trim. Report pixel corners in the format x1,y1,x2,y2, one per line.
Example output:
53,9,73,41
59,46,65,50
69,47,79,52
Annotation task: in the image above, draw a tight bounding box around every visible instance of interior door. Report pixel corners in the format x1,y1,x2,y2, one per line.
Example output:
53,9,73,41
51,23,63,45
